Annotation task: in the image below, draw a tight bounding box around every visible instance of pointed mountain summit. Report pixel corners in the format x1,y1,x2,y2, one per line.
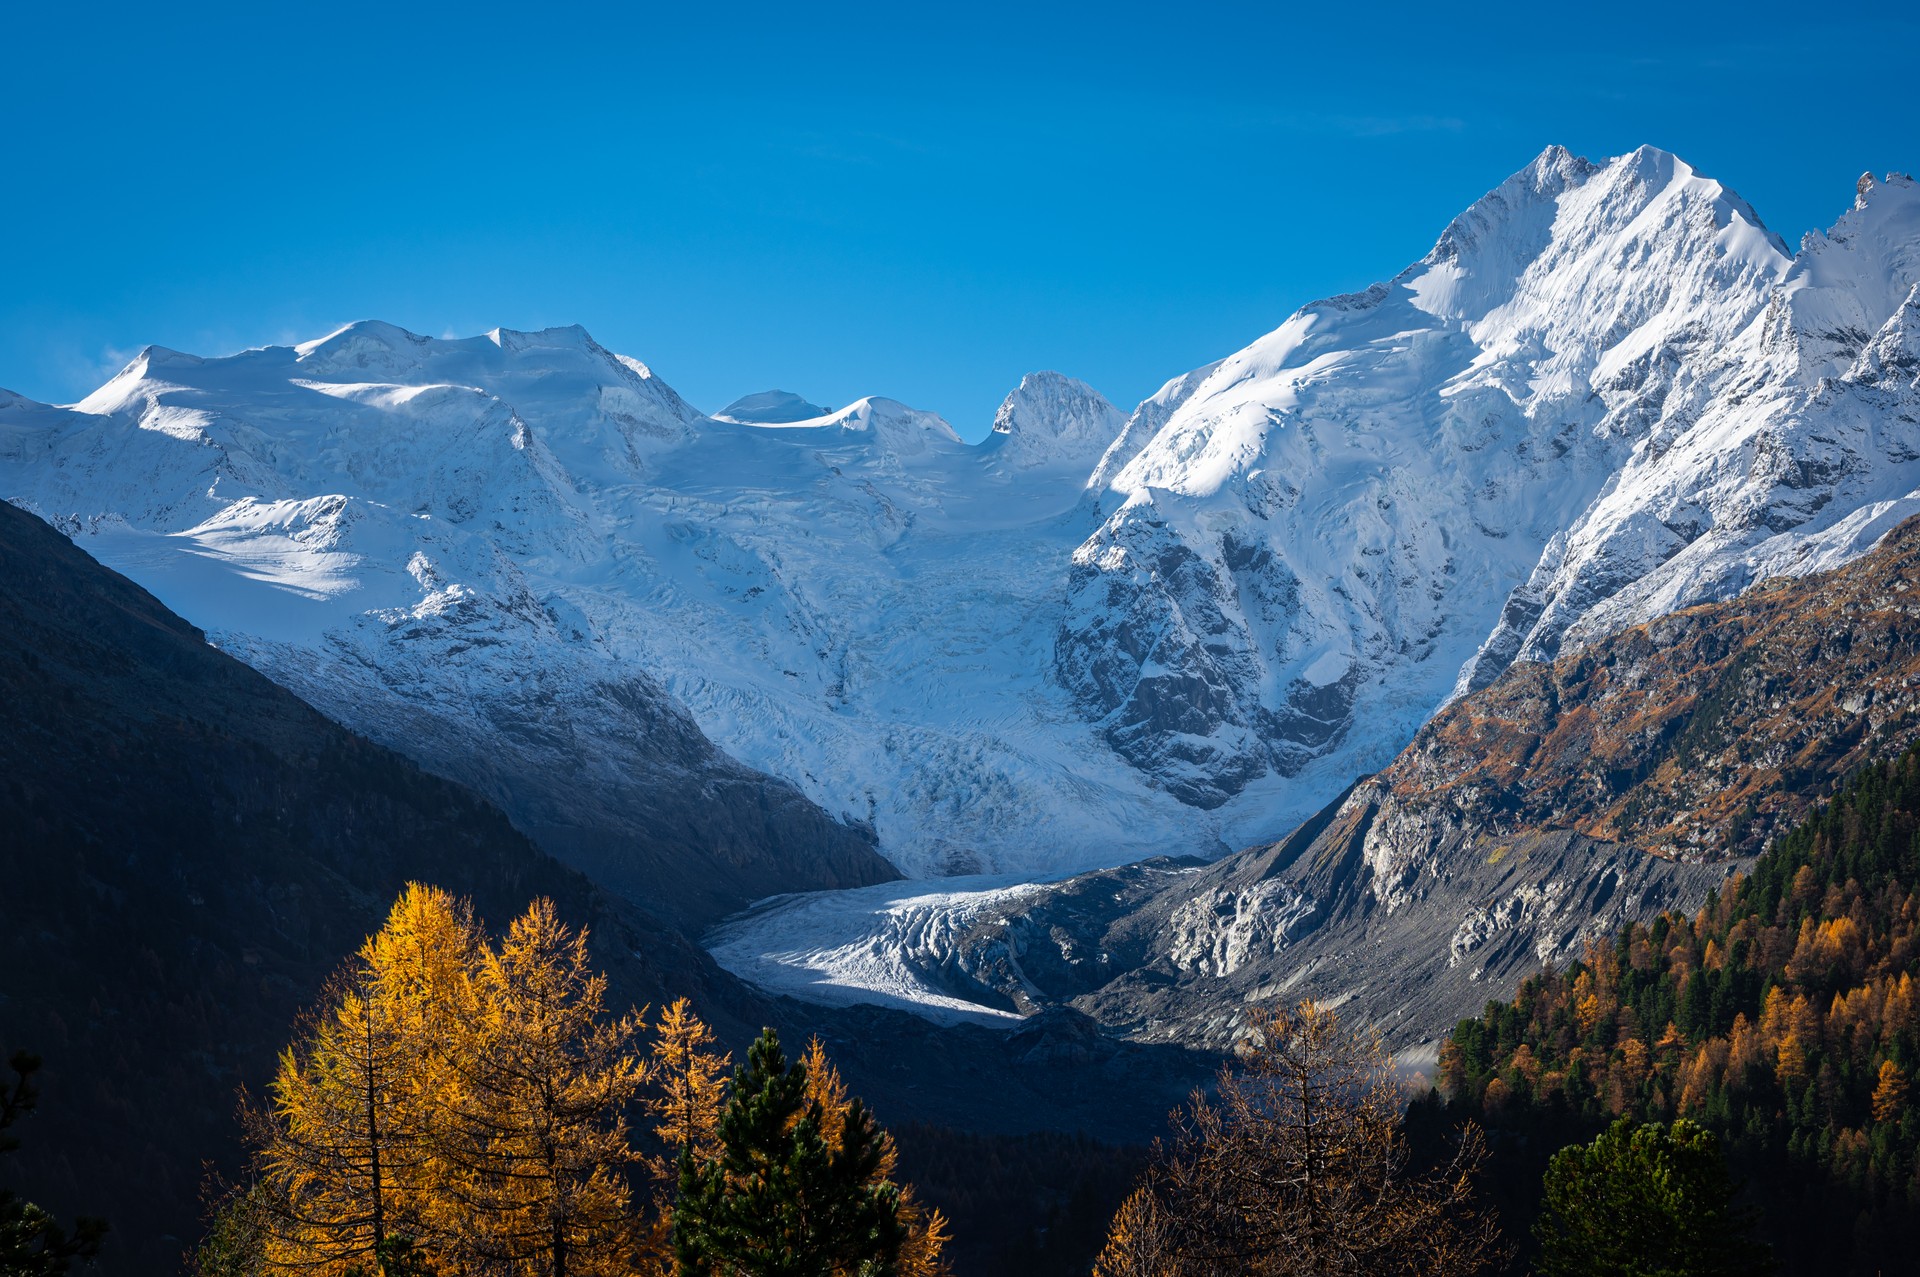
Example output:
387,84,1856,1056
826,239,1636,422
987,371,1124,470
1062,143,1920,812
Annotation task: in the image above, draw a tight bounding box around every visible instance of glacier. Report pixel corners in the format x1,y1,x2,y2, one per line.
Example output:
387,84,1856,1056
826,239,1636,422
6,146,1920,1021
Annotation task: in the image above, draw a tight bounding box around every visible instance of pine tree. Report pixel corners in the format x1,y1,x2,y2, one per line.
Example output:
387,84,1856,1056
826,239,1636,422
798,1039,949,1277
673,1029,905,1277
1535,1118,1771,1277
0,1051,106,1275
188,1182,268,1277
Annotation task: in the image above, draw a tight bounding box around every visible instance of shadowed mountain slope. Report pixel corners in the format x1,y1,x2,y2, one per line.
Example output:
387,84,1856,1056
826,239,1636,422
0,500,746,1272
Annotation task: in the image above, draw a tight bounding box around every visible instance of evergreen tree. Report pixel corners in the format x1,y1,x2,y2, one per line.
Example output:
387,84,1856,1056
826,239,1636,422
673,1029,905,1277
798,1040,949,1277
0,1051,105,1275
188,1183,267,1277
1535,1118,1770,1277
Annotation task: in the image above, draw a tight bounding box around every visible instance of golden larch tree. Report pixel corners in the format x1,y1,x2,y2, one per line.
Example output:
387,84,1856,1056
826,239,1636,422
1873,1060,1908,1124
646,998,731,1162
451,898,652,1277
253,886,469,1271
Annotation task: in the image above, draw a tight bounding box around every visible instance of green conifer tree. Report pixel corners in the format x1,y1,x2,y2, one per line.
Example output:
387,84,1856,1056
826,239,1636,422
673,1029,904,1277
1535,1117,1770,1277
0,1051,106,1275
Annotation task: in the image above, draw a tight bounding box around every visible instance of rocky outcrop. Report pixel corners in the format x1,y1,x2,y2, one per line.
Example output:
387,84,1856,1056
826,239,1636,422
914,519,1920,1049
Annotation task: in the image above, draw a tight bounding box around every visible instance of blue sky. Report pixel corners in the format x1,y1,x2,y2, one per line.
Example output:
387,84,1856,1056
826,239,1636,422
3,0,1914,438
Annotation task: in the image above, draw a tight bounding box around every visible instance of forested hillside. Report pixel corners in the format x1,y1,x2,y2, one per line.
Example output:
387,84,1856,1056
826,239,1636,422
1438,744,1920,1272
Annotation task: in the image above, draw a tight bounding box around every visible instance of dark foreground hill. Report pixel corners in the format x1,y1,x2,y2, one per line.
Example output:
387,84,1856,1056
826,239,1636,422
0,500,746,1271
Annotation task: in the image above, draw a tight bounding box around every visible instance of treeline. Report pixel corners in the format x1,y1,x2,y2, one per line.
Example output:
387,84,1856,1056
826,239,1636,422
1086,999,1770,1275
1436,742,1920,1272
191,885,947,1276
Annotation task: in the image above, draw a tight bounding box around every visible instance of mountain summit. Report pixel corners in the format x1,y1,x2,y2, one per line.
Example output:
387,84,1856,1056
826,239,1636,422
713,389,834,424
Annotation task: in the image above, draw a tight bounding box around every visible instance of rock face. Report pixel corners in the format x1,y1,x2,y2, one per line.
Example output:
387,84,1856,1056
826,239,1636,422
875,519,1920,1049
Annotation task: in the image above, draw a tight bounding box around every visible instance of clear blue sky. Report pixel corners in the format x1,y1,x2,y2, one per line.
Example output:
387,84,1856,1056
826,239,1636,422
4,0,1914,438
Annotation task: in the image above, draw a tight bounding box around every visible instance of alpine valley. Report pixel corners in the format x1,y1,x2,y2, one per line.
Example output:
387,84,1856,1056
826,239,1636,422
8,144,1920,1268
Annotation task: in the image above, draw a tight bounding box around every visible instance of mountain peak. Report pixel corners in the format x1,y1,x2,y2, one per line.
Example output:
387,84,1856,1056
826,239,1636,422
714,389,834,425
992,371,1114,435
487,323,600,353
833,395,960,442
987,371,1123,469
1421,144,1599,270
294,320,435,377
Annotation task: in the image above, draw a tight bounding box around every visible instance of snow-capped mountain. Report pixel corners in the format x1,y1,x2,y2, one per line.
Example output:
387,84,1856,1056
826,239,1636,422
1060,148,1920,812
712,389,834,425
0,331,1210,886
0,324,901,923
5,147,1920,972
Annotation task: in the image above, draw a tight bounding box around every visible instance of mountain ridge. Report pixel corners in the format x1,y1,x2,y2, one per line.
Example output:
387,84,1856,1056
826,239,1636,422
7,145,1920,1022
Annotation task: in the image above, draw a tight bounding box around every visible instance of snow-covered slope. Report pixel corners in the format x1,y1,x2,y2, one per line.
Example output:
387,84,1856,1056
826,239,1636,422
0,325,906,923
1060,148,1920,814
713,389,833,424
6,148,1920,975
1,331,1211,883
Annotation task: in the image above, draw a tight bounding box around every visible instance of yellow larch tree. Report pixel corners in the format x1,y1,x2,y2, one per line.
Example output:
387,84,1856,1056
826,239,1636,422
1092,1185,1176,1277
253,886,467,1272
451,898,653,1277
636,997,732,1275
646,998,731,1162
1872,1059,1908,1124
